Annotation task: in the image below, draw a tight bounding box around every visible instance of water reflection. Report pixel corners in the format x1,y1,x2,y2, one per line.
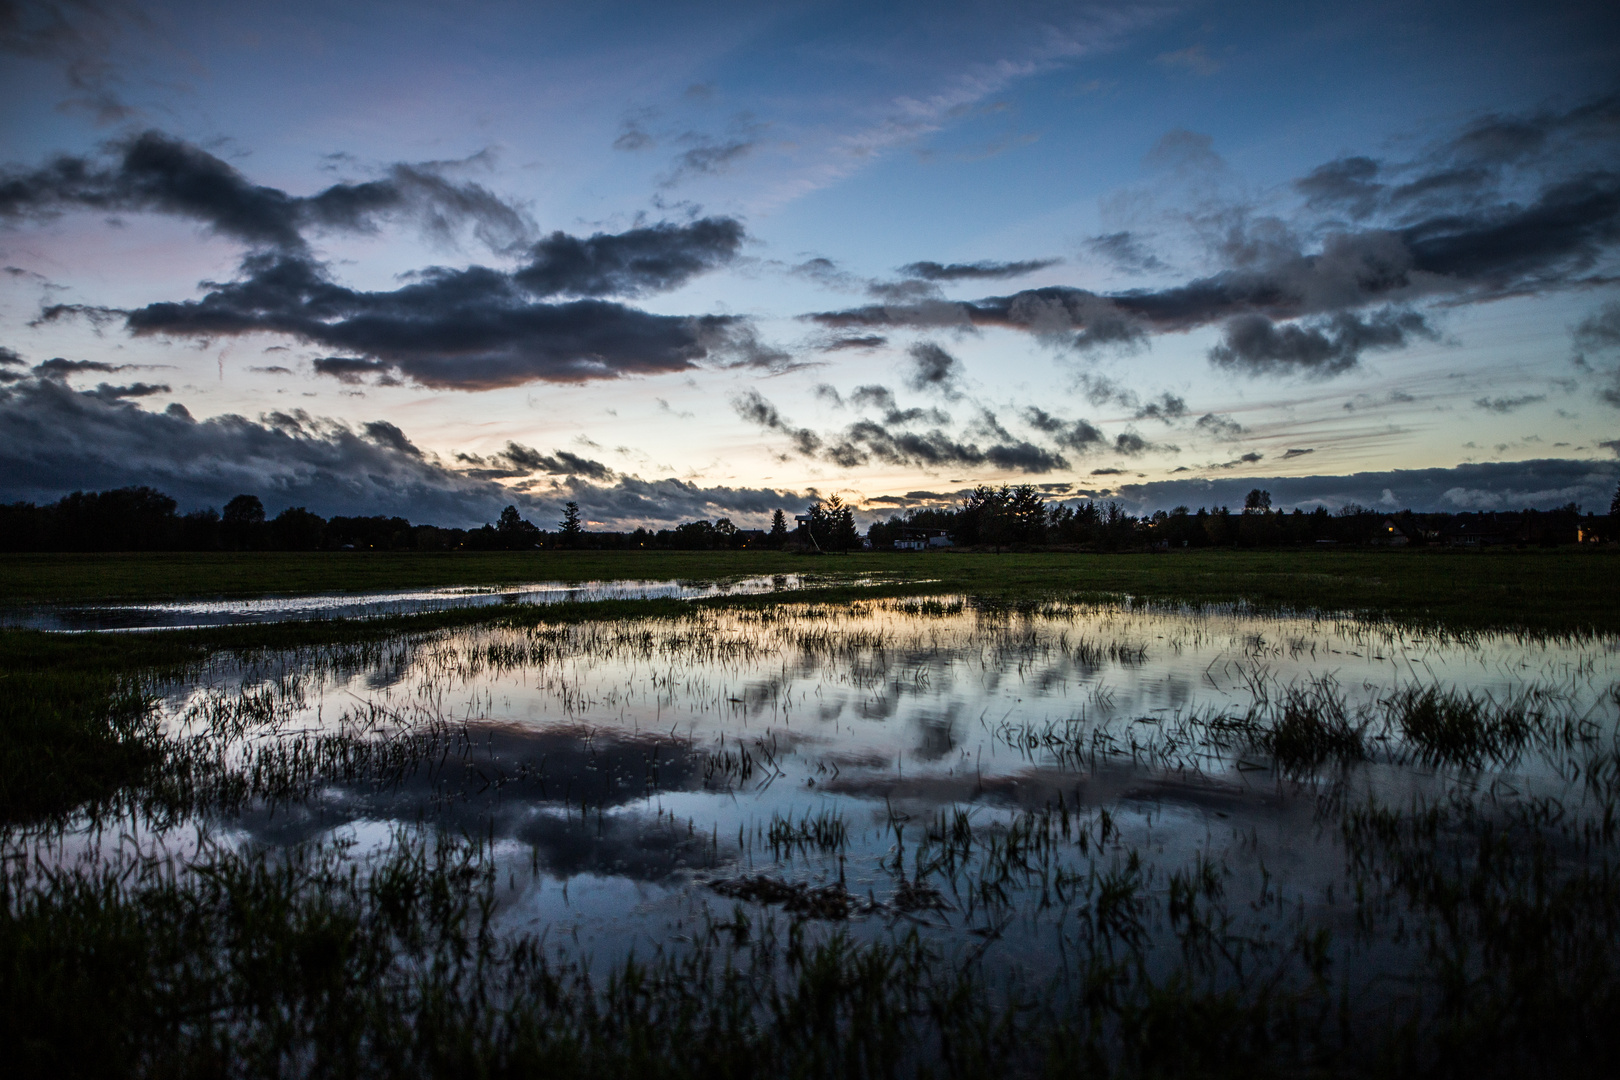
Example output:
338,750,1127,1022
0,572,882,631
17,597,1620,977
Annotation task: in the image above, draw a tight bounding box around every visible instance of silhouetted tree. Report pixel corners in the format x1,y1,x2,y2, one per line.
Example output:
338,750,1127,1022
767,508,789,548
805,495,858,552
221,494,265,550
1611,482,1620,519
270,507,325,550
496,505,541,549
558,501,583,547
1244,489,1272,513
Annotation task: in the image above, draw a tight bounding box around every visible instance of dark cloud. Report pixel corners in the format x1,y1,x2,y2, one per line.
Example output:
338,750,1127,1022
905,341,962,395
32,356,126,376
86,381,168,400
513,217,744,298
1195,412,1245,440
1574,300,1620,353
807,96,1620,378
547,473,810,529
312,356,389,384
1281,447,1315,460
659,126,764,187
0,374,810,528
1133,392,1187,423
1110,458,1620,514
730,389,822,456
1022,406,1104,451
361,420,420,457
1294,156,1383,220
897,258,1059,281
0,376,539,524
498,442,613,481
1113,431,1152,456
1085,231,1166,273
825,421,1067,473
866,278,942,303
0,131,530,253
734,389,1065,474
820,334,887,351
1474,394,1546,413
841,383,949,427
119,253,749,390
1208,308,1435,377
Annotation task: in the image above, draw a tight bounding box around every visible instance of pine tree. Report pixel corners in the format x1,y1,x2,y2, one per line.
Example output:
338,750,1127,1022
559,501,583,547
768,508,789,548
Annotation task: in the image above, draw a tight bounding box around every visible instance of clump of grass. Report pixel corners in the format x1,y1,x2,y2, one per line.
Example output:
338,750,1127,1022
1387,686,1535,768
1250,680,1367,773
768,809,849,856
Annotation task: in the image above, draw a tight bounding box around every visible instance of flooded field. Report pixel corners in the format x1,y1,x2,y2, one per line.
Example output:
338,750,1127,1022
8,596,1620,1074
0,571,884,631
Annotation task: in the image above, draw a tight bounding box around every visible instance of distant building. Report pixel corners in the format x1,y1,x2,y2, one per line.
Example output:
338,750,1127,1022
893,527,952,551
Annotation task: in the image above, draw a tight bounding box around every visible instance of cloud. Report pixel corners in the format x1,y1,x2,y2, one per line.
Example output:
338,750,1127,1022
115,252,753,391
1281,447,1315,460
0,130,531,253
807,96,1620,378
0,0,146,122
730,389,822,456
1022,406,1104,451
1109,458,1620,514
1194,412,1245,440
312,356,389,384
820,334,888,351
86,381,168,400
32,356,128,376
1144,128,1224,172
513,217,745,298
1294,156,1383,220
496,442,613,482
1208,307,1436,377
613,118,655,152
1085,231,1166,274
1132,391,1186,423
1474,394,1546,413
735,389,1065,474
659,127,763,187
0,376,539,524
1575,300,1620,352
897,258,1059,281
0,374,816,528
1113,431,1155,456
905,341,963,395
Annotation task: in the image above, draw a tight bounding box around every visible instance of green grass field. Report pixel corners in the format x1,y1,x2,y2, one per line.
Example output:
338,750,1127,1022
2,547,1614,634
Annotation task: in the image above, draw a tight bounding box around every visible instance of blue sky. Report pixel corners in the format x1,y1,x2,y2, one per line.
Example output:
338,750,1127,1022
2,0,1617,526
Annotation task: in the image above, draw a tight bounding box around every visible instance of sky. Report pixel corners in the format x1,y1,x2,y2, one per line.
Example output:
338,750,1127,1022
1,0,1618,528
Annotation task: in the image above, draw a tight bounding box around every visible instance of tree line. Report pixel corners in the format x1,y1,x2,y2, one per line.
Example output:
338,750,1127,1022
1,483,1614,553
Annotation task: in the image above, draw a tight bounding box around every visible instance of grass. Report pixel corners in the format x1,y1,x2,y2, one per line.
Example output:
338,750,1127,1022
2,547,1618,635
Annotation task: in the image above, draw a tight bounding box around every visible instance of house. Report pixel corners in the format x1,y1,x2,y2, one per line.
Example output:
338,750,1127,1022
893,527,953,551
1440,515,1517,547
1375,517,1413,546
